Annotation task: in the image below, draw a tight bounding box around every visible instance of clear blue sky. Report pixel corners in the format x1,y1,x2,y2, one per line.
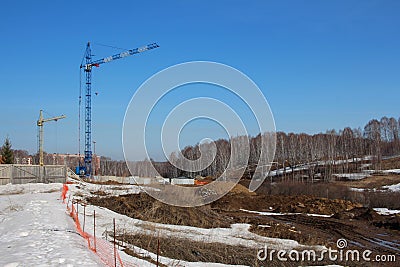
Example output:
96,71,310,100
1,0,399,160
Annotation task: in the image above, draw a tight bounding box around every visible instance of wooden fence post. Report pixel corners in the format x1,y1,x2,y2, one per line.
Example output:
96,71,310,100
94,210,96,252
113,218,117,267
83,205,86,232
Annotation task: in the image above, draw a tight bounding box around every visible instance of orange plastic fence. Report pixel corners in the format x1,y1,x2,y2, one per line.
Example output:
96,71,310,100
194,179,210,185
62,184,137,267
61,184,68,203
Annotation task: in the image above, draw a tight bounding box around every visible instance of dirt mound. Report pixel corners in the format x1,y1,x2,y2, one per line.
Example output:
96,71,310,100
215,182,257,196
230,183,257,196
212,193,359,215
332,207,400,230
87,193,232,228
382,156,400,170
373,214,400,230
86,189,400,259
332,207,378,220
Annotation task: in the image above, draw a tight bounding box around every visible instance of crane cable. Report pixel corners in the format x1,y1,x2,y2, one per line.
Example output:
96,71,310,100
92,42,127,51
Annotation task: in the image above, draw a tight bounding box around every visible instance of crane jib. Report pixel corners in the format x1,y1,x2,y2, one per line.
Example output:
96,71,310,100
89,43,159,66
103,46,149,63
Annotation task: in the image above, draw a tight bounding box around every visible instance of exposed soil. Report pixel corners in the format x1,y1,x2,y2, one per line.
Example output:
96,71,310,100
88,192,232,228
85,180,123,185
123,247,168,267
212,192,359,215
86,184,400,266
121,233,263,266
381,156,400,170
335,174,400,189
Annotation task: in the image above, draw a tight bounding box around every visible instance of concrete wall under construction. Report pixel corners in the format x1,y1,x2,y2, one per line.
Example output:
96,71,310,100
0,164,67,185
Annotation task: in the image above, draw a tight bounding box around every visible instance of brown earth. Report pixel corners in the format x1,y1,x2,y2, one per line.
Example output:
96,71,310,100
121,234,262,266
88,192,232,228
86,183,400,266
381,156,400,170
335,174,400,189
212,192,359,215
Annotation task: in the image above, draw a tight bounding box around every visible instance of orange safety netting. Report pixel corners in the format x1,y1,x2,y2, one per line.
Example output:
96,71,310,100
62,184,137,267
61,184,68,203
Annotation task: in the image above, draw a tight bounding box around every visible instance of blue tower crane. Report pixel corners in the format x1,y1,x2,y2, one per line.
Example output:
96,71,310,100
79,42,159,177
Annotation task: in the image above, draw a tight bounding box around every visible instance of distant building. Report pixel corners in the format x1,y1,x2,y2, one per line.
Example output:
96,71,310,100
15,157,33,165
163,176,195,185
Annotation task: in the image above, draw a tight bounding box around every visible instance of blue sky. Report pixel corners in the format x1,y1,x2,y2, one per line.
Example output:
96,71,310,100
1,0,399,160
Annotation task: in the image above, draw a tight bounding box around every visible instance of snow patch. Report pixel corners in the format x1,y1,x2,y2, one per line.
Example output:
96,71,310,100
373,208,400,215
0,183,63,195
67,180,150,199
257,225,271,228
240,209,332,218
333,173,370,180
349,187,366,192
382,182,400,192
382,169,400,175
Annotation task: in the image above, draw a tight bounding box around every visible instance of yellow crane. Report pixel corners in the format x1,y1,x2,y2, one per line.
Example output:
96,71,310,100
37,110,66,166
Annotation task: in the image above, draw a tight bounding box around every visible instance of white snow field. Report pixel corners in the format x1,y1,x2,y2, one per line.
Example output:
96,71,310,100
66,181,326,266
0,181,328,267
373,208,400,216
0,183,101,267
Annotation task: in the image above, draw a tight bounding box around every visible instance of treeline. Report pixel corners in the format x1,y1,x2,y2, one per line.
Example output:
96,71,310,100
130,116,400,179
6,116,400,180
0,138,14,164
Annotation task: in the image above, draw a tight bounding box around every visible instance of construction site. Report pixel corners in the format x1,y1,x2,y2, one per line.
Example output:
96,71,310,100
1,1,400,267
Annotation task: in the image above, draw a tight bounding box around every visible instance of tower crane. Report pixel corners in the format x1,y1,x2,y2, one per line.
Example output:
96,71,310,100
79,41,159,176
37,110,66,166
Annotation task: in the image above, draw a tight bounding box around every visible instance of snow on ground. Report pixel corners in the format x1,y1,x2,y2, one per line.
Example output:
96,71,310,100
71,181,142,197
0,181,329,267
0,182,63,195
240,209,333,218
333,173,370,180
349,187,366,192
0,183,101,267
382,169,400,175
267,156,374,178
66,178,159,198
68,183,324,249
268,165,309,176
122,243,249,267
382,182,400,192
361,163,372,169
373,208,400,216
66,182,326,266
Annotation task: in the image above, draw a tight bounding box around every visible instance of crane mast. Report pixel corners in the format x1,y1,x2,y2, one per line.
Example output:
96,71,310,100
37,110,66,166
83,43,93,176
80,41,159,177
